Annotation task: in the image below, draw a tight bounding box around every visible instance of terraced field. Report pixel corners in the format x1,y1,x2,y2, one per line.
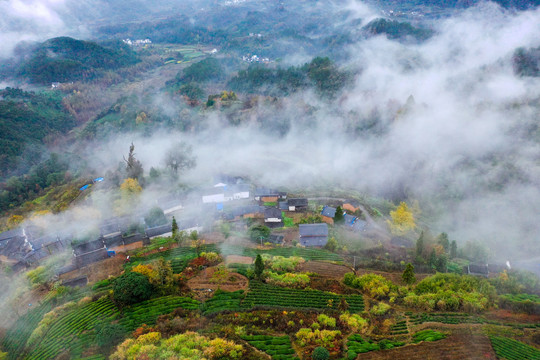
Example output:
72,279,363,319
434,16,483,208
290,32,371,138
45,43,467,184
356,333,496,360
25,298,119,360
241,334,299,360
1,300,54,360
119,295,200,330
201,290,245,315
243,281,364,312
489,336,540,360
126,244,219,273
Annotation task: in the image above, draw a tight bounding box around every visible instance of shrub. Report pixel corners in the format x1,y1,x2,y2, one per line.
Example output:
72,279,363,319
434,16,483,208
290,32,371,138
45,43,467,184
340,313,368,332
312,346,330,360
370,302,391,316
317,314,336,328
344,273,396,299
200,251,221,264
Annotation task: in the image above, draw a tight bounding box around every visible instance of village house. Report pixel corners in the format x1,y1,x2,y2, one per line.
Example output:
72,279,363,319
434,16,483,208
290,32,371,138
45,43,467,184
321,206,336,224
264,207,284,228
224,205,264,221
0,228,32,265
299,223,328,247
254,188,287,202
157,194,184,215
286,198,308,212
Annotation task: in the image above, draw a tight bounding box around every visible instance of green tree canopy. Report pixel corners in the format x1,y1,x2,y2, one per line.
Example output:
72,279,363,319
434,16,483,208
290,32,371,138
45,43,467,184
113,271,153,306
144,207,167,228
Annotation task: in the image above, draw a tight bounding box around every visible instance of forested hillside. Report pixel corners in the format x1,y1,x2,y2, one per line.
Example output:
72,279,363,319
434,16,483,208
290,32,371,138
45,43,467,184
16,37,139,84
0,88,75,178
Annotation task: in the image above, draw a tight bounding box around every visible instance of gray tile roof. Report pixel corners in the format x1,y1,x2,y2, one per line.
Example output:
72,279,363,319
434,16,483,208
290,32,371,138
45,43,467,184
288,198,308,207
299,223,328,237
264,207,283,219
321,206,336,218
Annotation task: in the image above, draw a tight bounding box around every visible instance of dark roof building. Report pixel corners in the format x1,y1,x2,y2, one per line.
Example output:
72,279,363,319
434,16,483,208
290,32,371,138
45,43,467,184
264,207,283,228
123,233,148,245
466,264,489,277
73,239,105,256
75,248,109,268
104,234,124,248
145,224,172,238
299,223,328,247
287,198,308,211
0,228,25,242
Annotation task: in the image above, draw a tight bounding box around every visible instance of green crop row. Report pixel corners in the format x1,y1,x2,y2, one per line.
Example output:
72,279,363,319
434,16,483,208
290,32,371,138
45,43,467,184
346,334,404,360
2,300,54,359
241,335,299,360
490,336,540,360
243,282,364,312
126,244,219,272
201,290,246,315
25,298,119,360
412,329,446,343
120,295,200,330
219,245,342,262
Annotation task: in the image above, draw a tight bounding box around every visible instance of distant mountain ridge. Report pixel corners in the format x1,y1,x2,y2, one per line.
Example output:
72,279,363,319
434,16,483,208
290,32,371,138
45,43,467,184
371,0,539,10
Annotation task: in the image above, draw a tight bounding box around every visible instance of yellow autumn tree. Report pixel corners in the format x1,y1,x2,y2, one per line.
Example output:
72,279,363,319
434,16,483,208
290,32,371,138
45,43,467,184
131,264,159,283
115,178,142,215
387,202,416,235
6,215,24,229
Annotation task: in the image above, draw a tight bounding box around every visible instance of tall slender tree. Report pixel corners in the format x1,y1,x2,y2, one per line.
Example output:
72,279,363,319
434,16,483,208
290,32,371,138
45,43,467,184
124,142,144,180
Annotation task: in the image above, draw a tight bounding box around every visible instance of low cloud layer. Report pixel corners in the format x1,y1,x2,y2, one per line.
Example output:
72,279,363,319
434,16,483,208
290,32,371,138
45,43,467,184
8,1,540,265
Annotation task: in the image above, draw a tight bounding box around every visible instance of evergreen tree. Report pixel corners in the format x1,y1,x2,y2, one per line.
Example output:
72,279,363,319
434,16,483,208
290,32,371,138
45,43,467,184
429,249,437,269
402,263,416,286
416,231,425,259
438,232,449,252
172,216,178,237
333,206,345,224
254,254,264,280
450,240,457,259
436,254,448,273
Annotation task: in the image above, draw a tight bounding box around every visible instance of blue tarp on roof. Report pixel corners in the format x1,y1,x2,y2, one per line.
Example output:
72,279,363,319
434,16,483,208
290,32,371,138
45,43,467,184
216,203,224,211
93,177,104,182
79,184,90,191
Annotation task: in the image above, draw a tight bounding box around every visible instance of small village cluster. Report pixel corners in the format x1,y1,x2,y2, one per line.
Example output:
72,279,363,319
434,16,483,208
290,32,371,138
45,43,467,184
0,175,367,284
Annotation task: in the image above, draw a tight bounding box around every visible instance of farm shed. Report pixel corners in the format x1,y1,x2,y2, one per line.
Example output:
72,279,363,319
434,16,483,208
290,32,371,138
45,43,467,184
299,223,328,247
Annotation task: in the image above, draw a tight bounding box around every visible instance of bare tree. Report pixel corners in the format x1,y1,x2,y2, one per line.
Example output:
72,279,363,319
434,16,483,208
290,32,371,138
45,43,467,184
164,142,196,178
